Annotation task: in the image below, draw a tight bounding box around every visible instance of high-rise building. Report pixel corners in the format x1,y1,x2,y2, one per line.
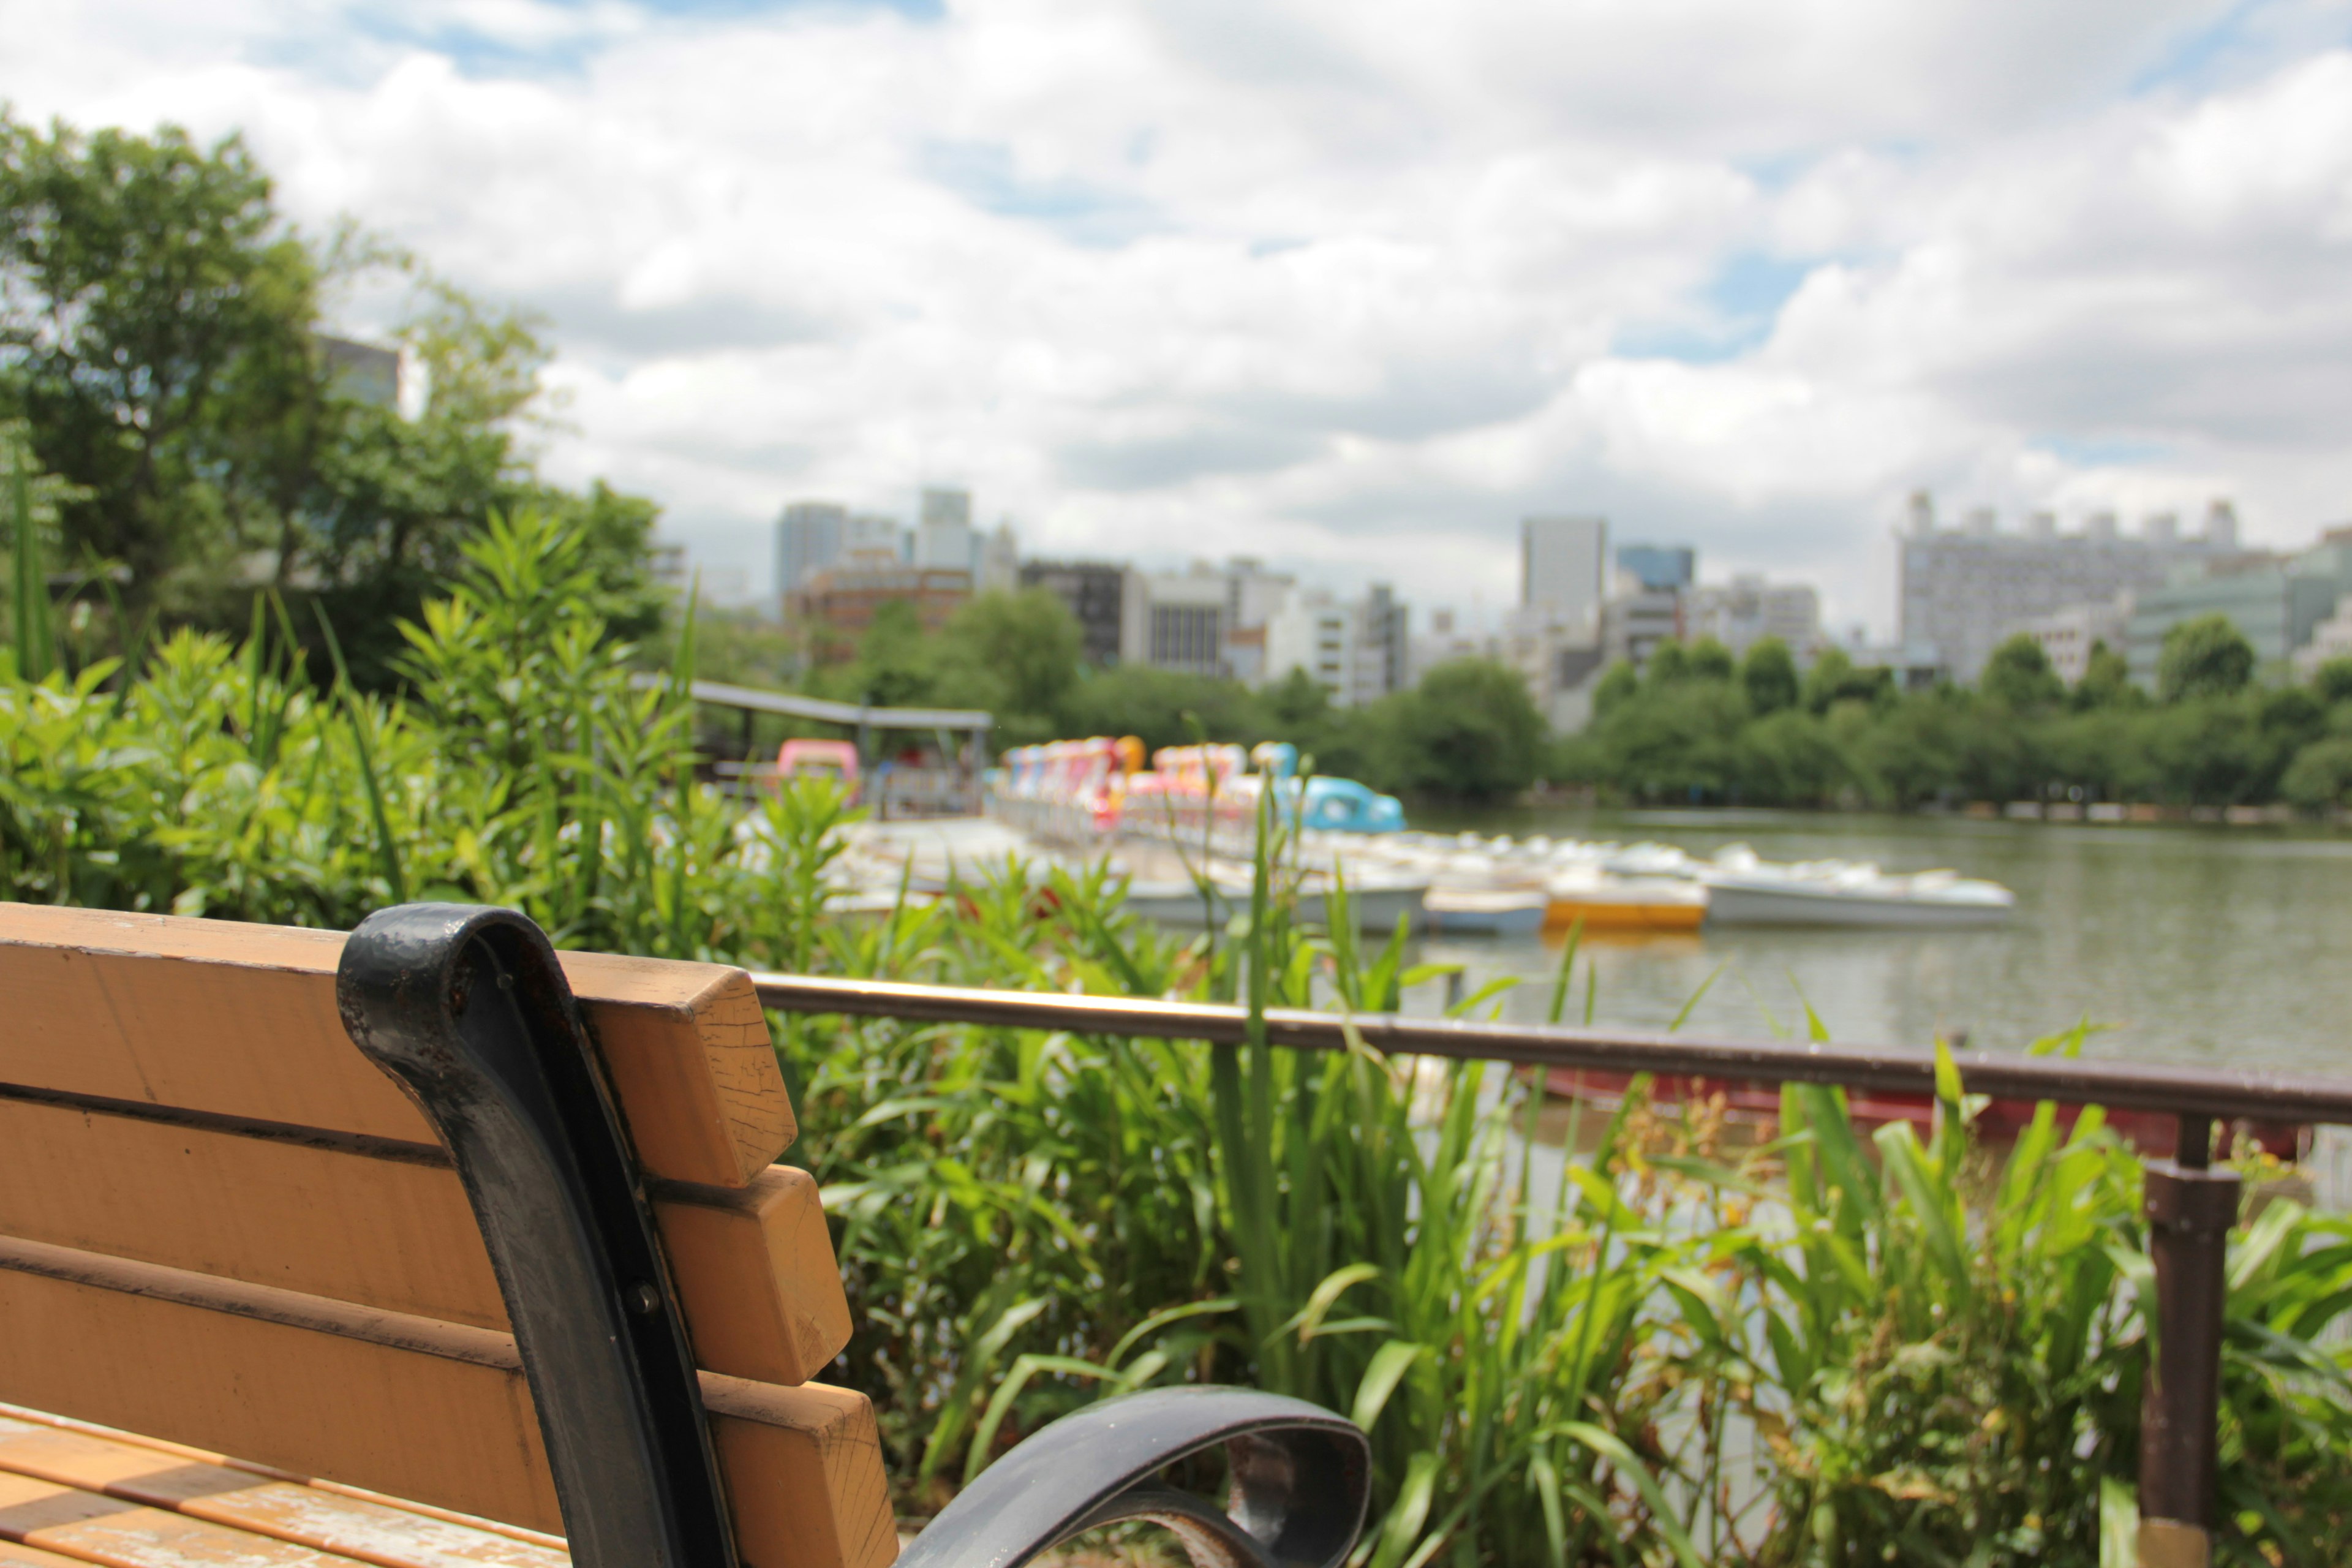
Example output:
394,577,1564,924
1020,560,1131,668
776,501,848,601
913,488,974,571
1522,515,1608,627
1898,494,2239,682
1616,544,1695,594
1264,592,1351,702
978,522,1019,594
1262,586,1412,706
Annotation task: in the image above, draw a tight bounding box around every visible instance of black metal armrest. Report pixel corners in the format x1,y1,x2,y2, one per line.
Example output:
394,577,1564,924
896,1387,1369,1568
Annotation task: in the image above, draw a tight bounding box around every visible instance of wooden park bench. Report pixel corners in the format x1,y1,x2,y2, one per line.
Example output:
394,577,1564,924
0,902,1367,1568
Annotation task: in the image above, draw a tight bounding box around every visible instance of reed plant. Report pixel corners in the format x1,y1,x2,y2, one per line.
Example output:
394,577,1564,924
6,505,2350,1565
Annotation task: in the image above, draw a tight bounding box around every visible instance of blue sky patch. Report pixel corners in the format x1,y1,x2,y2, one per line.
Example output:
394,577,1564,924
344,0,940,80
921,139,1160,247
2129,0,2276,95
1615,251,1818,363
2034,434,2171,467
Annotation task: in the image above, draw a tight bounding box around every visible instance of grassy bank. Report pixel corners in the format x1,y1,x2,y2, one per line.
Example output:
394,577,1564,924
7,511,2351,1566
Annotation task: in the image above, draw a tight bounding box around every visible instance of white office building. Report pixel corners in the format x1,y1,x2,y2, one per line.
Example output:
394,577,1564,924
1684,575,1822,661
913,488,975,572
1898,492,2237,682
1126,568,1229,677
1262,586,1411,707
2014,597,2133,685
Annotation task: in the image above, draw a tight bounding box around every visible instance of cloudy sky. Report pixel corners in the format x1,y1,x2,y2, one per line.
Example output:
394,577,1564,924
8,0,2352,631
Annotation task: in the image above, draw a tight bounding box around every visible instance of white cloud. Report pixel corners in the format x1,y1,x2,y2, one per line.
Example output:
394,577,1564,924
6,0,2352,633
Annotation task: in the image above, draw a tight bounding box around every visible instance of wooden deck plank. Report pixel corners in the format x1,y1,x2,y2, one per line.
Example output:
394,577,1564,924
0,905,795,1188
0,1096,851,1379
0,1243,894,1568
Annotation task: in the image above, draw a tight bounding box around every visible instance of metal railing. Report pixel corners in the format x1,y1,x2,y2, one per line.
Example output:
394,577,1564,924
753,970,2352,1562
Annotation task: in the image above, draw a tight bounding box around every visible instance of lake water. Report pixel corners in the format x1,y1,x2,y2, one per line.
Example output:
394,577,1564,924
1401,807,2352,1079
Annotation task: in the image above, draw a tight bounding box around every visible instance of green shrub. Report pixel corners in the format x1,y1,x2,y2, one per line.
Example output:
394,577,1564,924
7,506,2350,1566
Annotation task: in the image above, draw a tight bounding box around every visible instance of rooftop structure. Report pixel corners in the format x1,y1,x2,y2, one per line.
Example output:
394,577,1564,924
1898,493,2237,681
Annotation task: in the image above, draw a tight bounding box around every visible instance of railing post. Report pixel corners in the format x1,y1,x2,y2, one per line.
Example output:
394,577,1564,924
2138,1114,2240,1568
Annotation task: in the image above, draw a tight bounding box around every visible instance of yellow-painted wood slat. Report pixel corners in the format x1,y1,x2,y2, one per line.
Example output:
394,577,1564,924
0,1095,852,1384
0,905,795,1188
0,1240,895,1568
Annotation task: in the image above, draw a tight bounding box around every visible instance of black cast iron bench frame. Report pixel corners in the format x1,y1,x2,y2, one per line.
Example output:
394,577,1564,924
337,902,1370,1568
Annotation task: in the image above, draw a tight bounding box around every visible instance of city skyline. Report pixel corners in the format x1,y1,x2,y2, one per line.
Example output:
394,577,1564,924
17,4,2352,637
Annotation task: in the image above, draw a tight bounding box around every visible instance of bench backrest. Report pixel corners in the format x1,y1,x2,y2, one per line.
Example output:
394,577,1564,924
0,903,895,1568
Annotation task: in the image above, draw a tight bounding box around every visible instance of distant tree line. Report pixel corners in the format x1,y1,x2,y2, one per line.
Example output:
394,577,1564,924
1,112,663,687
698,595,2352,811
1558,616,2352,810
686,591,1551,802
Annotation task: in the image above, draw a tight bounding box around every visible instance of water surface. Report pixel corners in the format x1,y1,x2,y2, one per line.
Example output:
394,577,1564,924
1403,808,2352,1079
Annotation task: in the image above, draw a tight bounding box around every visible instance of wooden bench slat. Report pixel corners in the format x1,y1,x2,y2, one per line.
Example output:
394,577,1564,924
0,1241,893,1568
0,1469,360,1568
0,1098,853,1383
0,1098,500,1331
0,906,795,1188
0,1541,84,1568
652,1169,853,1388
0,1417,563,1568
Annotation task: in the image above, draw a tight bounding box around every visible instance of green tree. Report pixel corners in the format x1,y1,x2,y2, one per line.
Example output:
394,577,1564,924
1684,636,1735,683
2071,638,2136,709
2158,614,2255,702
2309,657,2352,706
1591,659,1638,718
1645,640,1691,686
935,588,1083,741
1980,633,2064,709
1740,636,1799,715
2282,737,2352,811
1378,658,1544,801
0,114,318,603
1058,663,1262,754
1590,679,1751,803
1803,645,1894,714
1736,709,1851,805
841,600,937,709
1,115,662,685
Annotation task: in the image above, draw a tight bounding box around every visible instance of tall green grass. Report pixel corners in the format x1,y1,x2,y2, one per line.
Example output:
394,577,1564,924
6,507,2350,1565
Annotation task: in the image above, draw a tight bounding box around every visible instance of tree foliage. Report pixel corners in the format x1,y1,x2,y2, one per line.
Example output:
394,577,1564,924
1566,627,2352,810
0,112,662,685
2158,613,2256,703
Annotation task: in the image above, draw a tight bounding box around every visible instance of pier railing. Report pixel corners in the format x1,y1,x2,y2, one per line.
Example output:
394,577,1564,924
752,970,2352,1564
